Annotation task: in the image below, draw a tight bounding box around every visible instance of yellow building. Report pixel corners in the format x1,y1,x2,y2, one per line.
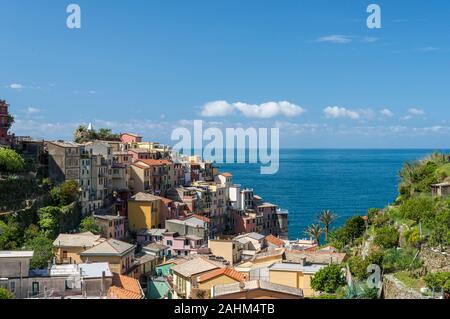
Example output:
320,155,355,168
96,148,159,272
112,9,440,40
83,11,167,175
208,239,242,266
53,232,102,264
170,257,221,299
196,268,246,298
268,262,327,297
79,239,136,275
128,192,161,232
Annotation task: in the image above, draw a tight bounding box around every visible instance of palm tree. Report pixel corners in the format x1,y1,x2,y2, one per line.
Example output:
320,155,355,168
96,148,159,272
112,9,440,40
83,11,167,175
305,224,324,246
318,210,337,243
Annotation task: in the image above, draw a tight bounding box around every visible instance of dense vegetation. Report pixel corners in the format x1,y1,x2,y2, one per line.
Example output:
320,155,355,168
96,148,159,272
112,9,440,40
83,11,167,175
74,125,120,143
308,152,450,299
0,149,83,269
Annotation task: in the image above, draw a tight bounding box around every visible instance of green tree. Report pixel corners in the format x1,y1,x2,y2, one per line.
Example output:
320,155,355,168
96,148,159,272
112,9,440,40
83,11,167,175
424,272,450,294
348,256,370,280
345,216,366,241
318,210,337,243
0,287,14,299
25,233,55,269
79,216,101,234
311,264,346,294
0,220,22,250
399,196,435,222
38,206,61,238
305,224,324,246
374,226,399,249
0,148,25,174
59,180,79,206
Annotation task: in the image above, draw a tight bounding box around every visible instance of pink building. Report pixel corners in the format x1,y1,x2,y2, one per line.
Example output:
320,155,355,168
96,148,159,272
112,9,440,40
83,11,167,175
163,232,204,258
128,148,152,162
93,214,127,240
120,132,143,144
231,209,262,234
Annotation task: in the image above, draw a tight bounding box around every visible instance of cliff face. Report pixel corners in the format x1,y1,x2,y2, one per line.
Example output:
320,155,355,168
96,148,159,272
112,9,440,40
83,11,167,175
382,275,428,300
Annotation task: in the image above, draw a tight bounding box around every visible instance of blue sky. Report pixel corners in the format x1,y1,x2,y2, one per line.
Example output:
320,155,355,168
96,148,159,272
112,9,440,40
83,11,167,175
1,0,450,148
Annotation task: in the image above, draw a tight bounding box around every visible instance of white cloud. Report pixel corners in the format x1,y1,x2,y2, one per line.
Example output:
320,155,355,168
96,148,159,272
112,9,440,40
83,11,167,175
200,101,235,117
323,106,360,120
361,37,379,43
9,83,25,90
316,35,352,44
408,108,425,116
380,108,395,117
200,101,306,119
88,90,97,95
25,107,41,115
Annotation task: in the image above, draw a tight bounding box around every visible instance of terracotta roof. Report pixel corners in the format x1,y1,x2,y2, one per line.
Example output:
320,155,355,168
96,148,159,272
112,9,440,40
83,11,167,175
160,197,173,204
220,172,233,177
108,273,143,299
138,159,172,166
266,235,285,247
185,214,210,223
131,163,149,170
197,268,246,283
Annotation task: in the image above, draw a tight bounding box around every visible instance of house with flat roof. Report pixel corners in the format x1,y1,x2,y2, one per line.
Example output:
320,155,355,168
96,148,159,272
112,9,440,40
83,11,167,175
211,280,303,299
268,262,327,297
53,232,103,264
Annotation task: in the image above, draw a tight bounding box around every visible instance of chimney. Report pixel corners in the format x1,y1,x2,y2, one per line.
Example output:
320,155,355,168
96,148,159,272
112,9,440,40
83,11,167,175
300,257,307,266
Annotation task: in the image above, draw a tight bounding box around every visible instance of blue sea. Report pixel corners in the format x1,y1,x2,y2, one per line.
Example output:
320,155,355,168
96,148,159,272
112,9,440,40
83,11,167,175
218,149,449,240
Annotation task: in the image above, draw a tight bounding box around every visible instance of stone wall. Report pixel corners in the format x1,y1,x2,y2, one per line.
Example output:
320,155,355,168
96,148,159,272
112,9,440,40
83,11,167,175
420,248,450,273
382,274,427,299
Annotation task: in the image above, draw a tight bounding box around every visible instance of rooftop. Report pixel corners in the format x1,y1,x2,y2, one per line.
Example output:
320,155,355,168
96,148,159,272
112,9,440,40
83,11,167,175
0,251,34,258
53,232,101,248
93,214,125,221
213,280,303,298
197,267,246,283
171,257,221,278
268,262,327,274
142,243,169,253
80,239,135,257
266,235,285,247
130,192,163,202
108,273,143,299
47,141,82,148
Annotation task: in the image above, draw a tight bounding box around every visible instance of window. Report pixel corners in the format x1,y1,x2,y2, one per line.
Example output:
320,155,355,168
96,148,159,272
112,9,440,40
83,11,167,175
62,250,68,259
32,282,39,295
10,281,15,294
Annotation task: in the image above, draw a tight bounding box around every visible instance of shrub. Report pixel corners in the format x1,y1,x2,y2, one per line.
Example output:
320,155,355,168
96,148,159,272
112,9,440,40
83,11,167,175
348,256,369,280
424,272,450,294
25,233,55,269
382,248,421,273
404,228,421,247
374,226,399,249
0,287,14,299
399,196,435,222
311,264,346,294
79,216,101,234
0,148,25,174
